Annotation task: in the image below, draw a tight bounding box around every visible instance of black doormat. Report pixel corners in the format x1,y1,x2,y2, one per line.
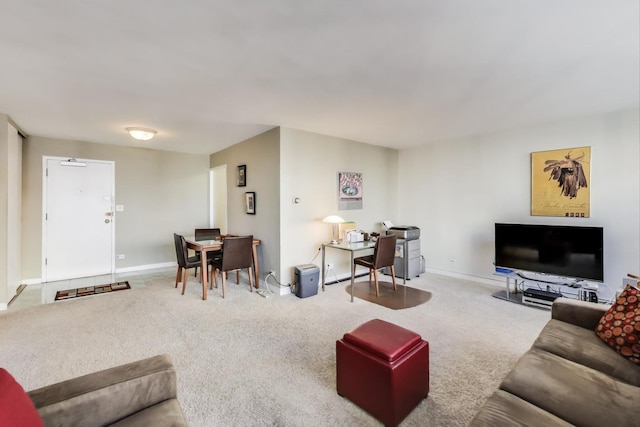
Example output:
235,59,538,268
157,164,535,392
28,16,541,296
55,281,131,301
345,280,432,310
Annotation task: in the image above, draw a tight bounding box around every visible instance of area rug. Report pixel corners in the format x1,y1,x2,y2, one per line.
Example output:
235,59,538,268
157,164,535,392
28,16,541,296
55,281,131,301
345,280,432,309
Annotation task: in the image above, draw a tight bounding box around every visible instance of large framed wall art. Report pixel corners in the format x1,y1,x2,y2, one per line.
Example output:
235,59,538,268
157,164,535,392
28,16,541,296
531,146,591,217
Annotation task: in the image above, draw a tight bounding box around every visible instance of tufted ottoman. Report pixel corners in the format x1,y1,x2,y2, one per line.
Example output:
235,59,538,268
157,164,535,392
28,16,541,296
336,319,429,426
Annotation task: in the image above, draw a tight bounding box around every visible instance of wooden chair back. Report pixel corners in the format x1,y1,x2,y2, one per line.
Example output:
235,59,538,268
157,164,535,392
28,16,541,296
195,228,221,241
221,236,253,272
373,234,397,269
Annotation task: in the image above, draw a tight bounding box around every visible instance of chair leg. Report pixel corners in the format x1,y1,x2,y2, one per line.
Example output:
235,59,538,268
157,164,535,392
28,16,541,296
222,272,227,298
368,268,372,283
175,266,183,288
248,267,254,292
181,269,188,295
236,270,240,284
373,269,380,297
390,265,397,291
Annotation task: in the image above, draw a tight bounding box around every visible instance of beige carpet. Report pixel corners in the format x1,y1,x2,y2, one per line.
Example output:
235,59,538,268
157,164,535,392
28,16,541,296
0,271,550,426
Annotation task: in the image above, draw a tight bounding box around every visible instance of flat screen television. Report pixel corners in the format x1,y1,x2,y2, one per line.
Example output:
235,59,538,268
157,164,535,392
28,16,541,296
495,223,604,282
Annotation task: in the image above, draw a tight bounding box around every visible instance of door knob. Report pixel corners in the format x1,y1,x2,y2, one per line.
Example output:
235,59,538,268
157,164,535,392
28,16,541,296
105,219,111,223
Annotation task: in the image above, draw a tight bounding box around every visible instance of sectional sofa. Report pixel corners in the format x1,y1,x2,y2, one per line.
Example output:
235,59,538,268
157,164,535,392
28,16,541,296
469,297,639,426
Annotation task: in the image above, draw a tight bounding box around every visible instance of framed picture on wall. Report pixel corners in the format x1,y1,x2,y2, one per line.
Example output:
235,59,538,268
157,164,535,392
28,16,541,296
245,192,256,215
237,165,246,187
338,171,363,210
531,146,591,217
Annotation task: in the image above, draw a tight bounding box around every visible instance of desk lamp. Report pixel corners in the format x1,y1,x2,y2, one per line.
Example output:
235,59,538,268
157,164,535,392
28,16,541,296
323,215,345,244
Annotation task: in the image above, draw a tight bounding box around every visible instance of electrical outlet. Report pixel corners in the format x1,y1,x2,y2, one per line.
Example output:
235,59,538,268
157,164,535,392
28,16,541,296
269,270,275,276
117,254,125,260
448,257,456,263
327,263,334,271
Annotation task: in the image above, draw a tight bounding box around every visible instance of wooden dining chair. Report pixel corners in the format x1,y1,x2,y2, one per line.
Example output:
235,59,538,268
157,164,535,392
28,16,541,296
210,235,254,298
353,234,397,297
193,228,222,277
195,228,221,240
173,233,211,295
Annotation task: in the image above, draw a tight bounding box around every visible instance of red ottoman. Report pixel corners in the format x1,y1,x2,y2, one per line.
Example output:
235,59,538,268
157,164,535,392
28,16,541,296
336,319,429,427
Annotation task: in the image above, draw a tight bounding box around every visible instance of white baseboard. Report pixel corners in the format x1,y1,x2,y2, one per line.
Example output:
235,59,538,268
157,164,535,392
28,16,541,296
425,267,504,288
277,285,292,296
116,262,176,274
0,303,7,311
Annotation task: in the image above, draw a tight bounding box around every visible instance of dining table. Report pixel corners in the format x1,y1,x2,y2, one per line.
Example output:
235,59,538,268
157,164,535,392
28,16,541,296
184,235,262,300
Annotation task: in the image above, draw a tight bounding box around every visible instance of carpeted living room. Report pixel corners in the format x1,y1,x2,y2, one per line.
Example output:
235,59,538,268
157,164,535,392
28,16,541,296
1,2,639,426
2,268,553,426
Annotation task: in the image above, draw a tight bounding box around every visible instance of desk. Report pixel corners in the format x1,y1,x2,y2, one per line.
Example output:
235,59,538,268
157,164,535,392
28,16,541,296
185,236,261,300
321,240,377,303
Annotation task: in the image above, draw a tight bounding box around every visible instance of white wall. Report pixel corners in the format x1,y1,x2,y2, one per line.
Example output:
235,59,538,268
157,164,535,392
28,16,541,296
279,128,399,283
211,165,227,233
398,110,640,294
6,124,22,299
0,117,22,309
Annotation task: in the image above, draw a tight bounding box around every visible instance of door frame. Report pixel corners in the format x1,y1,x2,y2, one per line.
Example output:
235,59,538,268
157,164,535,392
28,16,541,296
210,165,227,233
42,156,116,282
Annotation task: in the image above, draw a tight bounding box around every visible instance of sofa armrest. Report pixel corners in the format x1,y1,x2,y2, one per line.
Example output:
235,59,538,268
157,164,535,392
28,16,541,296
551,297,608,330
28,354,180,426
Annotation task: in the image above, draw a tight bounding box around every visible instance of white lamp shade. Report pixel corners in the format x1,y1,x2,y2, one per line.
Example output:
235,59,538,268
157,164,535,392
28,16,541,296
322,215,345,224
126,127,157,141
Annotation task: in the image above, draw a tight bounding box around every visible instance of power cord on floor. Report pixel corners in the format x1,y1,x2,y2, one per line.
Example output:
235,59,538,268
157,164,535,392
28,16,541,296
263,271,291,295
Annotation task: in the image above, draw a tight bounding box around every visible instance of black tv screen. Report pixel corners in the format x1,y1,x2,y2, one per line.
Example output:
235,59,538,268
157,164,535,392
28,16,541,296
495,223,604,282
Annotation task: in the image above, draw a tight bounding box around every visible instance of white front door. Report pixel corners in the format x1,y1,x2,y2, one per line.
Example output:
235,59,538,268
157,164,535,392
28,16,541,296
43,157,115,282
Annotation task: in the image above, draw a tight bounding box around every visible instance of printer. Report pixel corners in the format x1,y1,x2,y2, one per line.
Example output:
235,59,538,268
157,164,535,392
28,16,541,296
386,225,420,240
381,223,423,279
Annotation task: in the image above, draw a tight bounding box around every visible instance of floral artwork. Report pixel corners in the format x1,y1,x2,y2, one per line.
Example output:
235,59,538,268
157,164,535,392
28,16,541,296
338,172,363,210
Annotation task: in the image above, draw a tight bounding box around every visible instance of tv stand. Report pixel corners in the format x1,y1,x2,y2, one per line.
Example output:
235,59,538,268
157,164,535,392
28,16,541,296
493,270,598,308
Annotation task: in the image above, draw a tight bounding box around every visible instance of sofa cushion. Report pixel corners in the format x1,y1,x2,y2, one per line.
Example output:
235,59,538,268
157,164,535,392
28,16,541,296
595,284,640,364
533,319,640,386
469,390,572,427
110,399,187,426
500,349,639,427
0,368,44,427
29,354,180,426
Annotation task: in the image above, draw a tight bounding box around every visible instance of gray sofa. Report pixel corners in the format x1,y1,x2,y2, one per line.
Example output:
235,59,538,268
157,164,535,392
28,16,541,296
470,297,640,427
28,354,187,426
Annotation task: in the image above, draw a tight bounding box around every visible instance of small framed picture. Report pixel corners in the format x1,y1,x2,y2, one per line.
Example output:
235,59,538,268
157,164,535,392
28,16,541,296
237,165,246,187
245,192,256,215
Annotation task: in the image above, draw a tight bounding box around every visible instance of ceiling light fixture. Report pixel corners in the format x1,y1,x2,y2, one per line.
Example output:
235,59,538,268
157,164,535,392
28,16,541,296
125,127,157,141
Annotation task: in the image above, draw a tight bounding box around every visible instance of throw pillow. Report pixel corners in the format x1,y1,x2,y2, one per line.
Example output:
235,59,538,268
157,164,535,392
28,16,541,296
595,284,640,364
0,368,43,426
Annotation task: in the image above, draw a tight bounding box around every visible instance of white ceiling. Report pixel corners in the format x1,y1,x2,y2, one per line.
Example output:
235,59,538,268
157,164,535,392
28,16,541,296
0,1,638,155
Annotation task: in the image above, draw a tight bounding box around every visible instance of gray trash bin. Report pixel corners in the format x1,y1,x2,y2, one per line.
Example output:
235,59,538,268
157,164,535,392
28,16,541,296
294,264,320,298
